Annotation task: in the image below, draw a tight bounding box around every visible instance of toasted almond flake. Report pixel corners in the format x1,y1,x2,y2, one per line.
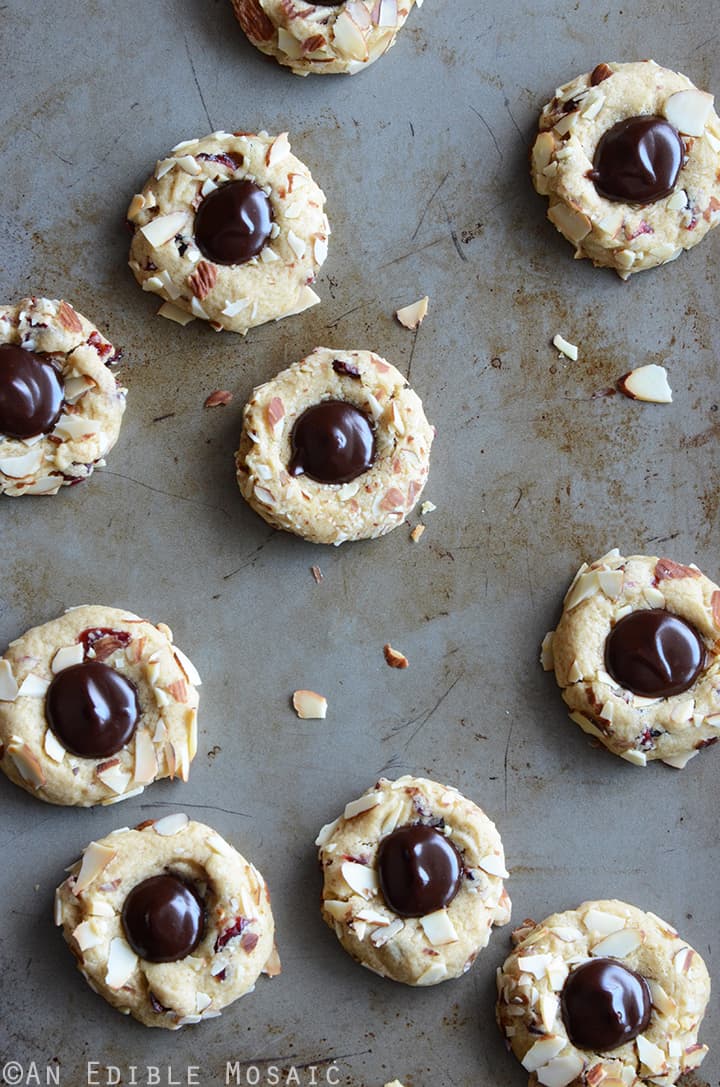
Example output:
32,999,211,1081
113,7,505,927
618,364,672,404
140,211,188,248
171,646,201,687
153,812,189,836
537,1053,585,1087
133,731,157,785
581,93,605,121
521,1036,565,1073
540,632,555,671
74,842,116,895
313,237,328,265
420,909,458,946
478,853,509,878
57,300,83,333
287,231,306,260
553,111,578,136
53,414,103,441
106,937,138,989
683,1044,709,1071
597,570,623,599
410,524,425,543
636,1034,666,1075
203,389,233,410
73,920,105,951
0,447,44,478
567,659,582,683
332,9,368,59
311,565,324,584
190,296,209,319
355,906,390,925
549,926,583,942
177,155,201,175
44,729,66,763
662,750,698,769
292,689,327,720
344,791,382,819
97,763,132,795
539,992,559,1033
548,203,592,243
158,301,196,326
546,958,569,990
584,908,625,935
370,918,404,946
620,748,647,767
383,643,409,669
591,927,642,957
341,860,378,898
396,296,429,330
418,962,448,984
100,785,144,806
648,979,676,1016
315,817,340,847
674,945,695,974
0,660,19,701
552,333,579,361
664,89,714,136
517,953,553,978
267,132,291,166
63,374,95,402
323,899,350,922
267,396,285,429
564,570,600,610
154,157,177,179
8,741,46,787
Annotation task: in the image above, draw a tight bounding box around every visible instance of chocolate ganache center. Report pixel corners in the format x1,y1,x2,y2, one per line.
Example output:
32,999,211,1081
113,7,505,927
605,608,705,698
288,400,375,484
122,874,205,962
46,661,139,758
377,824,463,918
194,179,272,265
0,343,64,439
589,116,683,204
561,957,652,1050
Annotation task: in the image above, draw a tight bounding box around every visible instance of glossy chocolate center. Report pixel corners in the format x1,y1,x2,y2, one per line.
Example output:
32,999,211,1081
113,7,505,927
605,608,705,698
0,343,64,439
589,115,683,204
288,400,375,484
121,874,205,963
46,661,139,758
377,824,463,918
561,958,652,1050
194,179,272,265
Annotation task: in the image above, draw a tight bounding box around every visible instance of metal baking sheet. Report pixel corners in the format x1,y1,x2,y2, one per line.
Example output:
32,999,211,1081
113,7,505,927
1,0,718,1083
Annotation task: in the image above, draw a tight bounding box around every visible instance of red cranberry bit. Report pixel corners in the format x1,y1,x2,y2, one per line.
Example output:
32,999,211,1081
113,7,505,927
214,915,250,952
79,628,132,661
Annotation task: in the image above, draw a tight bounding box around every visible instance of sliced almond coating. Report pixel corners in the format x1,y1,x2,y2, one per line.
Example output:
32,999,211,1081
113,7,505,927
683,1044,709,1071
649,979,676,1017
140,211,188,247
172,645,202,687
549,926,583,942
355,906,390,925
597,570,623,599
332,10,369,60
0,447,44,478
674,945,695,973
548,203,592,244
267,132,290,166
537,1054,585,1087
643,586,666,608
664,89,714,136
376,0,397,25
618,364,672,404
0,659,19,701
73,920,105,951
18,673,50,697
287,231,306,260
74,842,116,895
323,899,350,922
8,740,46,787
478,853,509,878
53,414,103,441
97,763,132,795
313,237,328,265
396,296,429,330
133,731,157,785
546,958,569,990
153,812,189,836
517,954,554,978
567,659,582,683
341,861,378,899
539,992,559,1033
591,928,642,957
420,909,458,946
263,944,282,977
553,333,578,361
106,937,138,989
275,286,321,321
44,729,66,764
521,1036,565,1073
662,750,698,769
419,962,448,984
636,1035,667,1075
620,748,647,767
293,689,328,720
222,298,251,318
158,301,196,326
583,908,626,935
51,644,85,673
540,632,555,671
315,817,340,847
564,570,600,610
370,917,404,947
344,791,382,819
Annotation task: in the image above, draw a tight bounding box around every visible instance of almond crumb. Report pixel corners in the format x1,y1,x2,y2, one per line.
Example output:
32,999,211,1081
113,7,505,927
410,524,425,543
384,644,409,669
310,565,324,584
204,390,233,408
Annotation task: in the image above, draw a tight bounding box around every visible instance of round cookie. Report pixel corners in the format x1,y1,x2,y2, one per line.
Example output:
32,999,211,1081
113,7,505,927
0,606,201,806
315,775,511,986
235,347,434,545
127,131,330,334
230,0,421,77
542,550,720,769
55,815,280,1028
531,60,720,278
0,297,126,496
496,900,710,1087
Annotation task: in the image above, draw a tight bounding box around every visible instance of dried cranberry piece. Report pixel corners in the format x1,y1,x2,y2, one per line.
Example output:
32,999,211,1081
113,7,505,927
214,916,249,952
87,331,113,360
332,359,361,379
197,152,244,171
149,992,170,1014
79,628,132,661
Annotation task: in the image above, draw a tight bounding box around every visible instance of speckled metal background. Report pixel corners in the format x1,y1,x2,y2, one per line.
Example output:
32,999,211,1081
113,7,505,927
1,1,718,1084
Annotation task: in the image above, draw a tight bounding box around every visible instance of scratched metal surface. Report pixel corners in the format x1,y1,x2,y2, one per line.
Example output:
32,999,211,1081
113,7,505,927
1,0,719,1083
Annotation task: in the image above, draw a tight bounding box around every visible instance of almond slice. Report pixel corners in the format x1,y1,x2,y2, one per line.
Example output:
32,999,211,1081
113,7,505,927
73,920,105,951
267,132,291,167
74,842,116,895
157,301,196,326
537,1053,585,1087
636,1034,667,1075
0,660,19,701
370,917,404,946
133,731,157,785
293,689,328,719
591,927,642,957
106,937,138,989
153,812,189,836
583,908,626,935
341,860,378,898
274,286,321,321
419,909,458,946
332,10,369,60
43,729,66,764
97,763,132,795
140,211,188,248
344,791,382,819
418,962,448,985
664,89,714,136
18,673,50,697
383,644,409,669
517,953,553,978
478,853,509,878
539,992,559,1034
553,333,578,361
7,740,46,788
617,364,672,404
51,644,85,673
0,447,44,479
396,296,429,330
521,1036,565,1073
